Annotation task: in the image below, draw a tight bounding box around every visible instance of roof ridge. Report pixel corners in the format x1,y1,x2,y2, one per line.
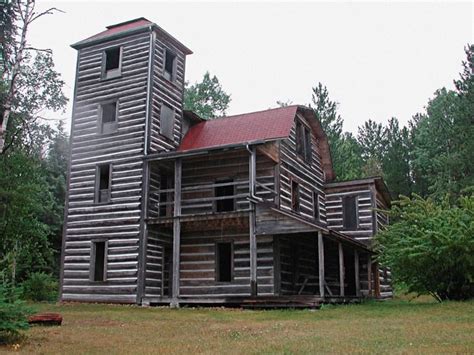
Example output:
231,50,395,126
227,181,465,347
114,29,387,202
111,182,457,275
209,105,300,123
106,17,151,29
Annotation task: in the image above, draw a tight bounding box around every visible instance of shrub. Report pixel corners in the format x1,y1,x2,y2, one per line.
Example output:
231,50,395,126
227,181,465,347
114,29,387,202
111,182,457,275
0,284,33,344
375,194,474,301
21,272,58,302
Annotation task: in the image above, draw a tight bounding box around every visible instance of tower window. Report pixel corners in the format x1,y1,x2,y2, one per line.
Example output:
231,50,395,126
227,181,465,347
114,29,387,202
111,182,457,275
291,180,300,212
99,101,118,134
216,242,233,282
164,49,176,81
343,195,358,229
103,47,122,79
96,164,111,203
215,178,235,212
91,241,107,282
160,103,174,140
313,191,320,221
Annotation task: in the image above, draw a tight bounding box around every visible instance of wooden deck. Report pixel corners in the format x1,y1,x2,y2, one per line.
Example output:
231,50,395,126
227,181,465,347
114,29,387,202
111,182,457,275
142,295,362,309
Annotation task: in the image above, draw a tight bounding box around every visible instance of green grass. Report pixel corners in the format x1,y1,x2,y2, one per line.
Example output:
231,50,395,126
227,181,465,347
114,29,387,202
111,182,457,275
2,297,473,354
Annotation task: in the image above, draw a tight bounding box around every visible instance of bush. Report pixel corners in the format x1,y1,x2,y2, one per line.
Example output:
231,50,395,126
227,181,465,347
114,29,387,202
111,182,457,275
21,272,58,302
375,194,474,301
0,284,33,344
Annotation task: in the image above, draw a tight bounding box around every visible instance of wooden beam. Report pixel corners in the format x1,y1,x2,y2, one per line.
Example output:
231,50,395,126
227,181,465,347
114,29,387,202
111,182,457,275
273,236,281,296
249,146,257,296
354,250,360,297
338,242,345,297
171,158,182,307
318,231,325,298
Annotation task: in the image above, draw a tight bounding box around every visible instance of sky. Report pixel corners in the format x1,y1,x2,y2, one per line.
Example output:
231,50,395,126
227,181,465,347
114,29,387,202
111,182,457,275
28,1,473,134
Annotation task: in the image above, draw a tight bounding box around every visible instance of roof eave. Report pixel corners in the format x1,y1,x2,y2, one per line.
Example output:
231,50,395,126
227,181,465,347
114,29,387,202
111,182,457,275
71,24,153,49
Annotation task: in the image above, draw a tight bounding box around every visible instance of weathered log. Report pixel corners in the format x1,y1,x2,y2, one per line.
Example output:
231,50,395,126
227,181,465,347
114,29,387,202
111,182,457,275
28,313,63,326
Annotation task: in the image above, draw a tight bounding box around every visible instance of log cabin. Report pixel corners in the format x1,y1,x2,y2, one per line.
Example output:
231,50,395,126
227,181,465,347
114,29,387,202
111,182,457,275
59,17,392,307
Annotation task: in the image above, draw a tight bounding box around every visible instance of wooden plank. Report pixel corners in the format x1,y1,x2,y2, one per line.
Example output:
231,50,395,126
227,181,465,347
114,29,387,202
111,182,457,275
338,242,344,297
367,253,372,297
171,158,182,307
318,231,325,298
273,236,281,296
354,250,360,297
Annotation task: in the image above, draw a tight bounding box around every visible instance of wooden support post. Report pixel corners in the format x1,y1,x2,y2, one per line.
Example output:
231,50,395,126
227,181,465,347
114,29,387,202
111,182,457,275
367,254,372,297
273,236,281,296
171,158,182,308
354,250,360,297
249,146,257,296
338,242,345,297
318,231,325,298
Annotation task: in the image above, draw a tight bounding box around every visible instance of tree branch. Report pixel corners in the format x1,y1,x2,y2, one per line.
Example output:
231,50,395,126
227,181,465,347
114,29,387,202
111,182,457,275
29,7,65,23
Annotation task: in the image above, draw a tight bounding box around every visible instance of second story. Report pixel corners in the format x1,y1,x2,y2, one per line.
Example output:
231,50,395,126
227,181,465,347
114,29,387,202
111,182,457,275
147,105,336,229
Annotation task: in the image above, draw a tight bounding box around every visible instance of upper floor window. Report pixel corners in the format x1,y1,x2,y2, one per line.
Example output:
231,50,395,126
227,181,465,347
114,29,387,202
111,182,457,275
163,49,176,81
99,101,118,134
215,178,235,212
291,180,300,212
343,195,358,229
103,47,122,79
160,103,175,140
295,120,312,163
313,191,320,221
95,164,111,204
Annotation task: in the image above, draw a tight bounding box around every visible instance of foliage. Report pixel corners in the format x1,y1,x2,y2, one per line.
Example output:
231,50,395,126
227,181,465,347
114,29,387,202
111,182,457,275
184,71,231,120
0,149,55,284
309,82,343,142
0,283,33,344
21,272,58,302
375,194,474,301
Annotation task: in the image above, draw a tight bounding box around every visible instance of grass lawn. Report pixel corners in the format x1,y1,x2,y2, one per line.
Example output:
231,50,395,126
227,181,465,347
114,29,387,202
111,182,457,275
2,297,473,354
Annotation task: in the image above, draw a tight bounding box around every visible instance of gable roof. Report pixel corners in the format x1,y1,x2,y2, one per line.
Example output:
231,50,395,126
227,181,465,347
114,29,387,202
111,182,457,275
178,105,298,152
71,17,193,54
178,105,336,182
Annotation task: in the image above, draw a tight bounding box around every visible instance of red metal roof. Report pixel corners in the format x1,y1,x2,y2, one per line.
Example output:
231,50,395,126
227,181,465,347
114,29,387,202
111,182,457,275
178,105,299,152
84,18,152,42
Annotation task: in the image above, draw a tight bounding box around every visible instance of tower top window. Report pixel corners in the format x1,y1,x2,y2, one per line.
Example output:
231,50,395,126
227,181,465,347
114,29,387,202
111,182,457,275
103,47,122,79
164,49,176,81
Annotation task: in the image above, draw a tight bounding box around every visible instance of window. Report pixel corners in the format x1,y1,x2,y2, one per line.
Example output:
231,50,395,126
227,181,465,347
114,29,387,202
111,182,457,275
96,164,111,203
163,49,176,81
216,242,233,282
295,120,312,163
91,241,107,282
215,178,235,212
99,101,118,134
313,191,320,221
343,195,358,229
103,47,121,79
160,103,174,140
291,180,300,212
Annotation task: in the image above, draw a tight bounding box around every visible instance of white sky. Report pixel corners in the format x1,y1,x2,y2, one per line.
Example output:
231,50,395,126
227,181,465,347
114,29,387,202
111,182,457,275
29,1,473,134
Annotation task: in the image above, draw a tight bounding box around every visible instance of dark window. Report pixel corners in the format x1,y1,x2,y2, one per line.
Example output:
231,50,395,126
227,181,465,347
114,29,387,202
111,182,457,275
215,178,235,212
291,180,300,212
164,49,176,81
103,47,121,79
343,195,358,229
296,121,304,157
96,164,111,203
160,103,174,140
295,120,312,163
100,101,118,133
304,127,312,162
216,242,232,282
313,191,320,220
92,241,106,282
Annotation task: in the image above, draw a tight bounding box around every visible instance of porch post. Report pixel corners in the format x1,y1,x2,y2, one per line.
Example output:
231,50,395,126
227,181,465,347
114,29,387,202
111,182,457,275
367,253,372,297
318,231,325,298
354,250,360,297
171,158,182,307
338,242,345,297
249,146,257,296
